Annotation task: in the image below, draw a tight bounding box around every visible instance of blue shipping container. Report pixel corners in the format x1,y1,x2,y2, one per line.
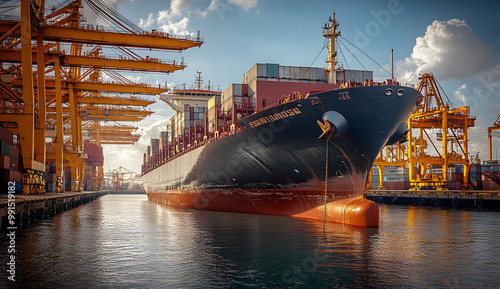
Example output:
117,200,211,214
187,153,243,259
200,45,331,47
266,63,279,78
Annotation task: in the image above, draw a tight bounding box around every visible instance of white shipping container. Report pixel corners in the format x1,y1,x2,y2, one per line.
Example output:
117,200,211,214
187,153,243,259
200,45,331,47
300,67,310,80
244,64,257,84
232,84,242,96
257,63,267,78
247,79,257,98
290,66,300,79
343,70,373,82
431,168,443,174
384,166,408,175
309,67,326,81
279,65,291,79
384,175,409,182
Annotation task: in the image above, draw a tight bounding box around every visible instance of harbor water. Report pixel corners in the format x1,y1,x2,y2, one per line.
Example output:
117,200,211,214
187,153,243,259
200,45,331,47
2,194,500,288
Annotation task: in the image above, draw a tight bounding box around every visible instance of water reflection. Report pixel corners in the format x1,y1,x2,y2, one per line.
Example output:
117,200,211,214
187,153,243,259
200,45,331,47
1,196,499,288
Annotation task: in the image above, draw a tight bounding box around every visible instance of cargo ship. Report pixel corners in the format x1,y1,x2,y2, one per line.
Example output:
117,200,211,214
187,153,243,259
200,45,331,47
141,15,422,227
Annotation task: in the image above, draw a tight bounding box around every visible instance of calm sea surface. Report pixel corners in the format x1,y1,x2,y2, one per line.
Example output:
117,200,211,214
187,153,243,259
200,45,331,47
2,194,500,288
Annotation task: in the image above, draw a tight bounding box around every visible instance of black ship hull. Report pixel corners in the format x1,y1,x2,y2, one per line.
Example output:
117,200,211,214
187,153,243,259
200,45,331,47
143,85,421,226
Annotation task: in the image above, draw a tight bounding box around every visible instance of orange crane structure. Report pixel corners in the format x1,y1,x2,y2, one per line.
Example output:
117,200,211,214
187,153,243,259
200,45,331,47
488,115,500,161
368,143,408,190
407,73,475,190
367,73,477,191
0,0,203,194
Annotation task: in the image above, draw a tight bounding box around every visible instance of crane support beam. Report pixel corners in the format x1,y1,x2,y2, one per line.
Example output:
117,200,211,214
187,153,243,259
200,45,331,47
47,107,153,116
17,0,46,195
54,56,64,192
38,26,203,50
0,48,185,73
0,21,204,51
77,96,154,106
12,78,168,94
82,115,144,122
35,38,47,165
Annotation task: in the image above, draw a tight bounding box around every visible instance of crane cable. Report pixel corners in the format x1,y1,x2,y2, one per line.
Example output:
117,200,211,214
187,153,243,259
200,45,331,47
340,35,393,78
85,0,145,34
337,38,367,71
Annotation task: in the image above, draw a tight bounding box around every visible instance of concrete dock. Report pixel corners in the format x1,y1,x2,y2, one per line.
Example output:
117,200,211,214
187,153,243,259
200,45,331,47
0,191,108,231
366,189,500,209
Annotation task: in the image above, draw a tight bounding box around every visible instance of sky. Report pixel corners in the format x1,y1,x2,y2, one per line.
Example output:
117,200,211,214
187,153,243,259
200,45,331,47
42,0,500,174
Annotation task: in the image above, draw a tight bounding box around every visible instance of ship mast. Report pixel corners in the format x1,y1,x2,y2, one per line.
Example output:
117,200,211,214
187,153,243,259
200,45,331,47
195,70,203,90
323,13,341,84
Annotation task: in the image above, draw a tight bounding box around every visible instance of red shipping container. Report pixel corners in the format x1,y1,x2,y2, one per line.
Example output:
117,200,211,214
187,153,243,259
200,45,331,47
10,157,19,172
0,126,14,145
482,181,499,190
9,146,19,160
49,163,56,174
383,182,410,190
9,170,21,183
85,143,104,166
47,173,56,183
0,155,9,169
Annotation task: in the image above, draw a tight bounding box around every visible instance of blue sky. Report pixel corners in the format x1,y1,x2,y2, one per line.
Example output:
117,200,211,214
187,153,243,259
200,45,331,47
45,0,500,173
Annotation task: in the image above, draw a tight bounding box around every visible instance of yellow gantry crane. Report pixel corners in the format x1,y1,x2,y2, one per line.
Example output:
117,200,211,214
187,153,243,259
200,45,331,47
488,115,500,161
369,73,477,191
0,0,203,194
368,143,408,190
407,73,476,190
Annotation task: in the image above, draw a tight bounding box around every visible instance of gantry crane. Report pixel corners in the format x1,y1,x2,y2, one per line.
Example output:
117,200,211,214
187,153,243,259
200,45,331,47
408,73,476,190
488,115,500,161
368,143,407,190
109,166,136,190
0,0,203,194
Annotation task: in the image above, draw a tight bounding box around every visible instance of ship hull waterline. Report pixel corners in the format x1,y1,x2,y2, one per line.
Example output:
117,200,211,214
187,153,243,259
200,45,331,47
143,86,422,227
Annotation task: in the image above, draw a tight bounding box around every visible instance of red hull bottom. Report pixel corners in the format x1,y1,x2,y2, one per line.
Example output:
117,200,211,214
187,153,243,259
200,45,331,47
147,189,379,227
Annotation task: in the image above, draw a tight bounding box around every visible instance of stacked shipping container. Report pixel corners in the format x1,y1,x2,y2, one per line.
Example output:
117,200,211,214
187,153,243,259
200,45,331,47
208,94,222,134
480,164,500,189
0,126,21,193
244,63,372,84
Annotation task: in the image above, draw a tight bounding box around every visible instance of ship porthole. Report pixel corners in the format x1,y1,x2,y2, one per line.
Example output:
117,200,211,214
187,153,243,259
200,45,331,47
397,89,404,96
385,88,393,96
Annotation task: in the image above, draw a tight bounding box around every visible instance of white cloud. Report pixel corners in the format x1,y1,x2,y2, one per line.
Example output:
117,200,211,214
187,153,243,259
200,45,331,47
396,19,498,84
170,0,195,17
454,83,467,105
83,0,123,26
159,16,193,36
393,19,500,163
103,115,171,172
139,12,154,28
228,0,257,10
